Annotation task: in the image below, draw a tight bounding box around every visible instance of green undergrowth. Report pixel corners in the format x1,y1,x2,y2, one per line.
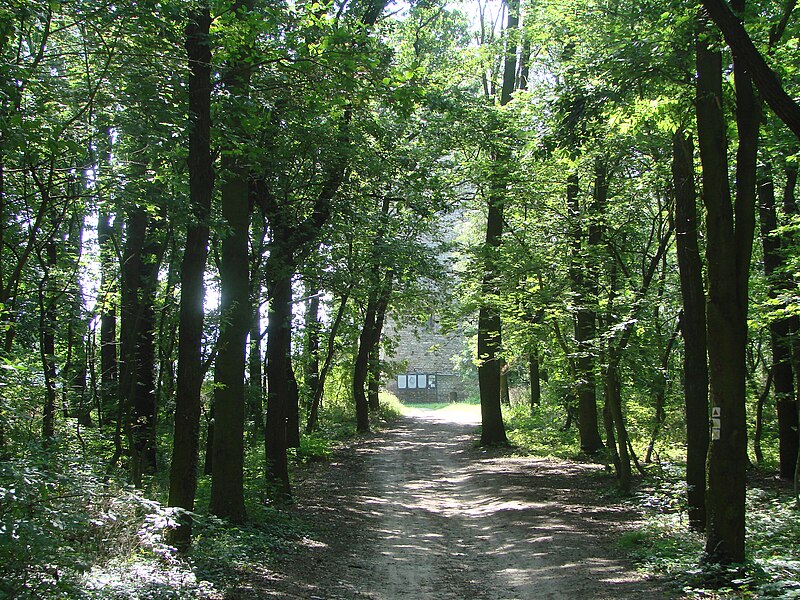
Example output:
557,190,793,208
619,464,800,598
502,402,582,459
1,392,405,599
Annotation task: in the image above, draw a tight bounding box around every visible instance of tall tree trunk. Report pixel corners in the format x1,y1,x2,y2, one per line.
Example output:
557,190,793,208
353,295,378,432
697,9,759,562
39,234,58,445
307,286,352,433
65,210,91,426
568,172,603,453
757,169,799,478
208,0,255,522
286,360,301,449
97,125,118,424
97,206,118,424
248,288,264,436
477,0,518,446
130,232,160,486
672,129,709,531
119,207,160,487
168,6,213,550
210,162,250,523
367,278,391,412
528,347,540,411
354,198,392,429
265,260,293,497
477,182,507,444
303,281,321,413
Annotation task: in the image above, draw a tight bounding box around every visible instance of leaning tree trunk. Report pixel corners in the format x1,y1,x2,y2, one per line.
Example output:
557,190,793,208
672,129,709,532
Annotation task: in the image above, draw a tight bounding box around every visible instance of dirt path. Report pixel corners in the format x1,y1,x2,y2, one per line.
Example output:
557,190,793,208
242,409,678,599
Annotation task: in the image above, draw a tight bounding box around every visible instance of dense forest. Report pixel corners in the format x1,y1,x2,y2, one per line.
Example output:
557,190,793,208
2,0,800,596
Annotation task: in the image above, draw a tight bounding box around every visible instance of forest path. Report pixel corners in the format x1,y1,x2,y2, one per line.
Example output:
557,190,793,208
244,409,678,599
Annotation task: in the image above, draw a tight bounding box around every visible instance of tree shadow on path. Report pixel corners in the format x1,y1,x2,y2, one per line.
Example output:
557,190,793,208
239,410,680,599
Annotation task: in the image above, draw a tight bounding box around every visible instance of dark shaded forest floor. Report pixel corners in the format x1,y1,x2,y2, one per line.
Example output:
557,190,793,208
231,408,679,599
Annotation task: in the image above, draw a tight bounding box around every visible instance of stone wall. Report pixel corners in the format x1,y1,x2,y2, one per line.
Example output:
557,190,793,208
383,317,473,403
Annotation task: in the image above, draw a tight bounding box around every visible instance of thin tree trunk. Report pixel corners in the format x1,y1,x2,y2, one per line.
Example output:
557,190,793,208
97,127,118,420
368,273,392,412
303,281,321,413
757,169,799,478
39,237,58,445
645,316,680,464
287,361,301,449
248,289,264,436
307,286,352,433
528,347,540,411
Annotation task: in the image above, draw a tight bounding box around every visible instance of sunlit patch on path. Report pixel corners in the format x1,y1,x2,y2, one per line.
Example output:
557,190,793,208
251,409,678,599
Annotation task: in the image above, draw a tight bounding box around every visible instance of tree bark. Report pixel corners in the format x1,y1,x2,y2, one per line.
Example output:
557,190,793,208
307,286,352,433
265,260,293,497
568,172,604,453
528,347,541,411
672,129,709,531
700,0,800,140
697,11,758,563
97,129,118,422
168,6,213,550
248,300,264,437
210,161,250,523
477,0,518,446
